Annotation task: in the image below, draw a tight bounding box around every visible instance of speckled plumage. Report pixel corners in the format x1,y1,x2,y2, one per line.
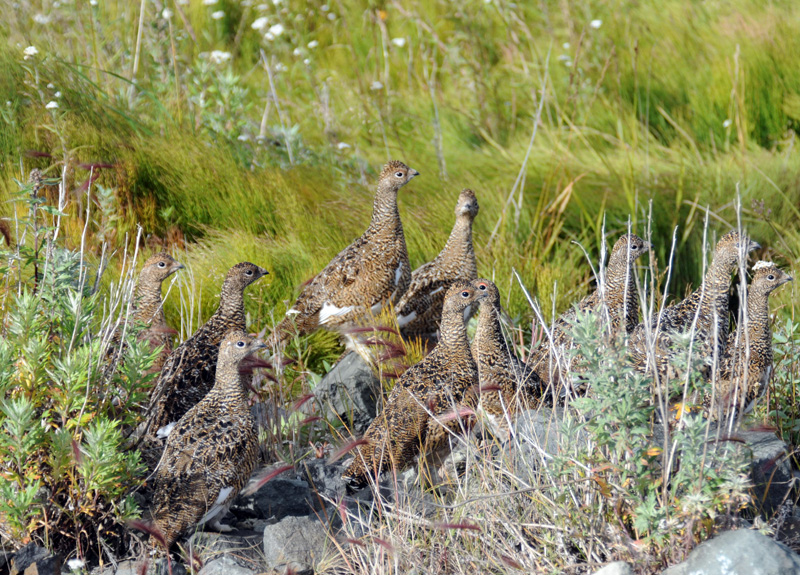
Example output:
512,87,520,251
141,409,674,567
146,262,268,436
471,279,545,438
342,280,487,487
266,161,418,348
531,233,650,383
149,331,265,550
630,230,759,378
396,189,479,342
710,262,792,416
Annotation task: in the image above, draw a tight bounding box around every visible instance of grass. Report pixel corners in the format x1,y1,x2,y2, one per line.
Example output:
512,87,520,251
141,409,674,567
1,0,800,572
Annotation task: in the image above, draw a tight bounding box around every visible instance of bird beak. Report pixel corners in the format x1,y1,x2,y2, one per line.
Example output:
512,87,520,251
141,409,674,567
787,275,794,283
252,339,268,350
409,169,420,179
174,263,185,271
748,240,761,252
259,267,269,277
643,241,653,251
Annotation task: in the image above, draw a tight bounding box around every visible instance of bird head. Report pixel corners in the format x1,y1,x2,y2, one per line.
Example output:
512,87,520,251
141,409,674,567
225,262,269,290
140,252,184,283
443,279,489,322
716,230,760,261
219,329,268,364
612,233,651,264
378,160,419,192
455,189,479,220
472,278,500,309
751,261,793,295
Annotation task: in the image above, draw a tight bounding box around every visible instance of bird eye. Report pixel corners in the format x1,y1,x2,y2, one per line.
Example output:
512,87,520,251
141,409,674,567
246,269,253,276
478,283,487,290
461,290,470,298
395,171,404,178
158,261,166,267
236,341,246,348
768,274,775,281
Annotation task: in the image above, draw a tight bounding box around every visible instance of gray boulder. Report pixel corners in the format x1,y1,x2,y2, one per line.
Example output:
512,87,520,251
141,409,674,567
305,352,382,434
232,475,322,522
262,515,330,575
662,529,800,575
186,531,263,573
197,556,257,575
738,430,793,516
592,562,633,575
9,543,61,575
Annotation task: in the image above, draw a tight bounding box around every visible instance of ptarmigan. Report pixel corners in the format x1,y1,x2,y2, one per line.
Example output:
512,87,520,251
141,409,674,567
266,161,418,349
148,330,265,550
106,252,183,377
342,280,487,487
471,279,545,438
710,261,792,417
146,262,268,438
395,189,479,343
530,233,650,384
630,230,759,379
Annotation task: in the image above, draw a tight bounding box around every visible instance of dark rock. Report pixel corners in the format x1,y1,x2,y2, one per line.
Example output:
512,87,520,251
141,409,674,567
662,529,800,575
304,352,382,435
738,430,793,517
301,458,349,499
592,562,633,575
9,543,61,575
232,476,322,522
262,515,330,575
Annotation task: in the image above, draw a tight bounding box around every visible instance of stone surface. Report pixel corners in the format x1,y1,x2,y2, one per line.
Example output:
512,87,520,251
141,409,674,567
9,543,61,575
301,458,349,499
592,562,633,575
262,515,330,575
738,430,793,516
197,556,257,575
186,531,264,573
304,352,382,435
232,475,321,522
662,529,800,575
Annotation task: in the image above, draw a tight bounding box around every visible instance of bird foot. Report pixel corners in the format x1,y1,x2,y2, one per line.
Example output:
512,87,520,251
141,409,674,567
209,520,234,533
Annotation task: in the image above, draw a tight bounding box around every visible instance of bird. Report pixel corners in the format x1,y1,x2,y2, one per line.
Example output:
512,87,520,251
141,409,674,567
530,233,650,385
471,279,545,439
265,161,418,349
148,331,265,550
105,252,183,378
145,262,268,438
709,261,792,417
395,189,479,345
341,280,487,488
630,230,759,379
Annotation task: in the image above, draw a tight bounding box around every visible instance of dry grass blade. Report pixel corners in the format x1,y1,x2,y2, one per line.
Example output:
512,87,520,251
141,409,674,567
328,438,369,463
433,521,481,532
241,464,294,496
127,520,167,549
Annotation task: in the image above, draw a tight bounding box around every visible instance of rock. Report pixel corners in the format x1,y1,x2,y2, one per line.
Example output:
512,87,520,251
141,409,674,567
662,529,800,575
509,407,572,466
197,556,257,575
9,543,61,575
301,458,349,499
738,430,793,516
592,562,633,575
262,515,330,575
232,475,322,522
304,352,382,435
187,531,264,574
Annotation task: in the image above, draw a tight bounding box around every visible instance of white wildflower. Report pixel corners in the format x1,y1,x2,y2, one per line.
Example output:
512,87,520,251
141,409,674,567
257,3,269,10
723,119,732,128
274,62,287,72
303,58,310,65
202,0,218,5
23,46,38,60
252,16,269,30
293,47,304,56
268,23,284,37
336,142,351,149
321,4,329,11
238,134,250,142
67,559,85,571
265,32,274,40
162,8,173,19
272,0,284,4
391,37,406,47
208,50,232,64
47,83,55,89
590,19,602,29
211,10,224,19
33,13,51,24
177,0,188,4
89,0,97,5
54,91,61,98
45,101,59,109
307,40,319,49
562,42,570,49
327,12,336,20
370,80,383,91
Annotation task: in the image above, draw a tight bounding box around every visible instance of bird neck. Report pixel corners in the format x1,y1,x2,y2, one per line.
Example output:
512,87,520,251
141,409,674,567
216,282,247,326
133,277,165,327
440,215,474,265
704,252,739,298
439,306,471,351
604,252,637,324
213,356,248,403
743,291,772,347
369,185,402,232
475,303,509,360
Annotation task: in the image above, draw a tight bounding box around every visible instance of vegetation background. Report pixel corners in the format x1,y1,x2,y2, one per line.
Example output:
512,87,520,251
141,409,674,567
1,0,800,572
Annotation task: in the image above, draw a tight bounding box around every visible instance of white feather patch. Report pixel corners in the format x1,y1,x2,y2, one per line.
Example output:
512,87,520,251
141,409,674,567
286,308,300,315
319,302,355,324
463,304,472,323
429,286,444,296
397,311,417,327
394,262,404,285
198,486,234,527
752,260,775,271
156,422,176,439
